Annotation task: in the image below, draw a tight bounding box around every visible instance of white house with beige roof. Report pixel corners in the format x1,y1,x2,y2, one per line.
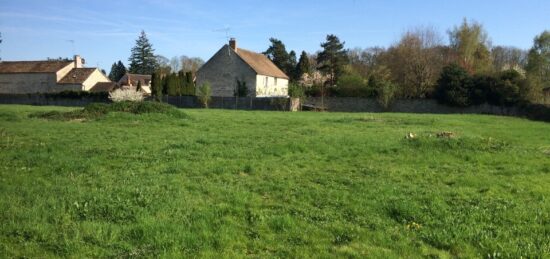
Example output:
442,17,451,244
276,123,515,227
196,38,289,97
0,55,113,94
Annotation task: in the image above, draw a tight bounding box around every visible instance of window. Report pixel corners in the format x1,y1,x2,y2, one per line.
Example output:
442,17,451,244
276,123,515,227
265,76,268,87
274,78,278,86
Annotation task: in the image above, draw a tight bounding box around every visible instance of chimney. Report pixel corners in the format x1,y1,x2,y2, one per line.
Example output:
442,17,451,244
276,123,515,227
229,38,237,52
74,55,83,68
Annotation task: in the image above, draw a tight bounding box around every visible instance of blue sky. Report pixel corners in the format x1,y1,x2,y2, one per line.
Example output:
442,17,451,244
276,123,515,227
1,0,549,72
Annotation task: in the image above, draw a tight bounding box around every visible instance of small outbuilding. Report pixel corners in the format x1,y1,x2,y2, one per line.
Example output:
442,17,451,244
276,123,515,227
196,38,289,97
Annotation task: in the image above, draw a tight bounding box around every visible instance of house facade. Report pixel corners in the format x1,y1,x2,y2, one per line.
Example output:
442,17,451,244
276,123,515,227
196,39,289,97
118,73,152,95
0,55,112,94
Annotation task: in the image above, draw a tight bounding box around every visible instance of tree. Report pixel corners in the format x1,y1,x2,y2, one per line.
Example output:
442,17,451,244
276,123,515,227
263,38,293,76
317,34,348,86
235,79,248,97
491,46,527,72
136,80,142,92
435,63,474,107
288,50,298,81
165,73,182,96
170,56,181,73
150,72,164,98
197,82,212,108
525,31,550,102
155,55,171,75
380,27,446,98
128,30,158,75
180,56,205,73
108,61,127,82
296,51,312,79
448,19,492,74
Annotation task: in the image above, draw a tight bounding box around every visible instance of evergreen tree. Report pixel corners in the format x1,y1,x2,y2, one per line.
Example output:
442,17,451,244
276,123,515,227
263,38,292,75
288,50,298,81
108,62,118,81
317,34,348,86
108,61,127,82
296,51,311,80
150,72,164,98
128,30,158,75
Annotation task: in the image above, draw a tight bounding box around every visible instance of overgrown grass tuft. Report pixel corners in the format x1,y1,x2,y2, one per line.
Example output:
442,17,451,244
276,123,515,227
29,101,187,121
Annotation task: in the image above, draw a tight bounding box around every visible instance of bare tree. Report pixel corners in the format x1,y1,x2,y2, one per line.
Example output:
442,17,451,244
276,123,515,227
491,46,528,72
180,56,205,74
380,26,446,98
170,56,181,73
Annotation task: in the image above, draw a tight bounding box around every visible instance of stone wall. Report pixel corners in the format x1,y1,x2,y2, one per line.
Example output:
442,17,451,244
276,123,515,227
0,73,57,94
304,97,521,115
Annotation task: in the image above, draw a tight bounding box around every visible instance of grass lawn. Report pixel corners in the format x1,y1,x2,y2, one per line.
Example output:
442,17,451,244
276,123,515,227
0,104,549,258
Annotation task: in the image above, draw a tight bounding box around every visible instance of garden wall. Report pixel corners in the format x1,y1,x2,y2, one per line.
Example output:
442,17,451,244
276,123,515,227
303,97,521,115
0,94,547,121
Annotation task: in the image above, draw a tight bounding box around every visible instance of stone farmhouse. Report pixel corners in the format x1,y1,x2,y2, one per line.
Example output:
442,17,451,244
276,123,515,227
118,73,152,95
196,38,289,97
0,55,113,94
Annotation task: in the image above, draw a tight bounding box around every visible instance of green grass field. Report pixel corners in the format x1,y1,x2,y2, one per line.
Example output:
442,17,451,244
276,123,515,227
1,104,549,258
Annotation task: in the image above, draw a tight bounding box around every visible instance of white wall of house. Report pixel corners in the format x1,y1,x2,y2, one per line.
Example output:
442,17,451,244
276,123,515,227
82,69,111,91
255,75,288,97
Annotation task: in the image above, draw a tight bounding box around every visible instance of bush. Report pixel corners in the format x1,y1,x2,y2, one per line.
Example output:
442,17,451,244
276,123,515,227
371,76,397,110
197,82,212,108
30,101,186,121
288,83,306,99
435,64,474,107
43,91,109,99
108,89,144,102
333,74,374,97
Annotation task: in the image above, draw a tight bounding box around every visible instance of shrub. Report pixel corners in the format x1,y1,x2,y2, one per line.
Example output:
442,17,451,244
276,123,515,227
288,83,306,99
374,79,397,110
30,101,186,121
234,80,248,97
108,89,144,102
435,64,474,107
197,82,212,108
43,90,109,99
334,73,374,97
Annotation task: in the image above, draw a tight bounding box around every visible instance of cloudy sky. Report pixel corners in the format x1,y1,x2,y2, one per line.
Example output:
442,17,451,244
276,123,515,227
1,0,548,72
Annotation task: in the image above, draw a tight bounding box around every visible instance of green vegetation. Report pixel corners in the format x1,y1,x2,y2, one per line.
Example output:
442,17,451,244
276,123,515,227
29,102,187,121
1,105,549,258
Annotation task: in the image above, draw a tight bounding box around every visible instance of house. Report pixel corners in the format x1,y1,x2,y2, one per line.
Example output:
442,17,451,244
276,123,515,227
196,38,289,97
118,73,152,95
0,55,113,94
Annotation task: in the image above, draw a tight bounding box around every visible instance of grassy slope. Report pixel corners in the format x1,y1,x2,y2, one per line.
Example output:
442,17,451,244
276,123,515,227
0,105,549,258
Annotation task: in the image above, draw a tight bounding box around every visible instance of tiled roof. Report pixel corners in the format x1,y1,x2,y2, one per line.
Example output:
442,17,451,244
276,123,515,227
119,73,151,86
90,82,118,92
0,60,72,73
234,47,289,79
58,68,97,84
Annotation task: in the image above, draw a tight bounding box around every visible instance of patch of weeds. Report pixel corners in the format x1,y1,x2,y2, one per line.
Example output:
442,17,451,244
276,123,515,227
404,133,509,153
0,111,20,122
332,226,357,245
268,215,294,233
